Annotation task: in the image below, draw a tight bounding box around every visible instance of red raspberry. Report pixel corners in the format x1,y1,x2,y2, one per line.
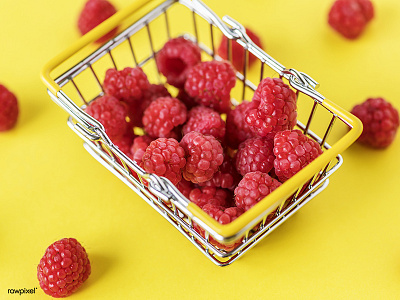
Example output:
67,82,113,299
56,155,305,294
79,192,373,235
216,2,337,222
113,130,135,158
131,135,154,165
245,77,297,137
142,97,187,138
235,137,275,176
103,67,150,104
351,97,399,148
225,100,258,149
184,60,236,113
156,37,202,88
77,0,118,43
141,138,186,185
180,132,224,183
0,84,18,131
85,95,128,140
175,178,195,199
234,171,282,211
189,186,230,208
328,0,374,39
217,27,263,71
177,89,198,110
273,129,323,182
182,106,226,141
37,238,91,298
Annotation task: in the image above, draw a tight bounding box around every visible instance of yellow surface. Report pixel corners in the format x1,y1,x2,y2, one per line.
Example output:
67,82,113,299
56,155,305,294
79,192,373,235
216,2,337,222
1,0,400,299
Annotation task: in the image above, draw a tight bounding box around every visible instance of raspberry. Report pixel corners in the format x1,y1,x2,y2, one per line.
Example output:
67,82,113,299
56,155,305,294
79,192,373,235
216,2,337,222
113,130,135,158
103,67,150,104
189,186,230,208
245,77,297,137
328,0,374,39
131,135,154,165
351,97,399,148
217,27,263,71
0,84,18,131
184,60,236,113
234,171,282,211
225,100,258,149
37,238,91,298
273,129,323,182
141,138,186,185
156,37,202,88
176,89,197,110
142,97,187,138
77,0,118,43
182,106,226,141
235,137,275,176
175,178,195,199
180,132,224,183
85,95,128,140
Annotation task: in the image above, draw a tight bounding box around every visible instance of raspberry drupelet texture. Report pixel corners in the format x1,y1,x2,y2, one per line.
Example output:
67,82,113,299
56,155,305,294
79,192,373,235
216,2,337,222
156,37,202,88
37,238,91,298
131,135,154,165
175,178,195,199
184,60,236,113
245,77,297,137
189,186,230,208
142,97,187,138
217,27,263,71
141,138,186,185
234,171,282,211
273,129,323,182
235,137,275,176
180,131,224,183
103,67,150,104
77,0,118,43
351,97,399,148
85,95,128,140
0,84,18,131
328,0,374,39
182,106,226,141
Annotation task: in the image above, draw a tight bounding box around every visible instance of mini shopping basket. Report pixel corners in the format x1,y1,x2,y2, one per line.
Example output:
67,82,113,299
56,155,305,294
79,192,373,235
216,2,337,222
41,0,362,266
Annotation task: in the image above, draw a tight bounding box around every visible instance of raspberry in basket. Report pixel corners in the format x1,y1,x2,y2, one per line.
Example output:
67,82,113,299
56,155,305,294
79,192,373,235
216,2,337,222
189,186,231,208
182,106,226,141
156,37,202,88
77,0,118,43
217,27,263,71
351,97,399,148
176,89,197,110
113,130,136,158
328,0,374,39
37,238,91,298
103,67,150,104
273,129,323,182
85,95,128,140
142,97,187,138
245,77,297,137
0,84,18,132
131,135,154,165
175,178,195,199
180,131,224,183
235,136,275,176
184,60,236,113
234,171,282,211
141,138,186,185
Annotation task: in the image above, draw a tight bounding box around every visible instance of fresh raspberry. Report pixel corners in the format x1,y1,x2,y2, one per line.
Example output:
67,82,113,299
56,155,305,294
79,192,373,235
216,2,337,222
103,67,150,104
131,135,154,165
37,238,91,298
273,129,323,182
184,60,236,113
245,77,297,137
176,89,198,110
225,100,258,149
175,178,195,199
328,0,374,39
217,27,263,71
180,132,224,183
182,106,226,141
189,186,231,208
235,137,275,176
0,84,18,131
351,97,399,148
113,130,135,158
85,95,128,140
141,138,186,185
77,0,118,43
234,171,282,211
156,37,202,88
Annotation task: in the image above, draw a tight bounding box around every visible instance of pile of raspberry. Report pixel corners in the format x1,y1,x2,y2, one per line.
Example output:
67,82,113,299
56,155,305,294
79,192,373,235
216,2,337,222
84,36,325,251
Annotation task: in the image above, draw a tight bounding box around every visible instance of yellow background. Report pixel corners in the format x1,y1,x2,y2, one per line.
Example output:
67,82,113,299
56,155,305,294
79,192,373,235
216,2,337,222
1,0,400,299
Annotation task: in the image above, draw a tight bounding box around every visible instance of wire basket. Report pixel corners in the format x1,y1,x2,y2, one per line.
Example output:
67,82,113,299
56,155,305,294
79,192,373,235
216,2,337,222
41,0,362,266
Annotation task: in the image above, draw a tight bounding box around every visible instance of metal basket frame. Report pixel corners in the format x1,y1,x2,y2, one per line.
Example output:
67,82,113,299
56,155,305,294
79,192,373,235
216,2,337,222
41,0,362,266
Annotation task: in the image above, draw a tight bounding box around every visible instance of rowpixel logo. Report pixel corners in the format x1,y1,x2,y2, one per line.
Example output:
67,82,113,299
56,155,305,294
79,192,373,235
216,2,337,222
7,287,37,295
